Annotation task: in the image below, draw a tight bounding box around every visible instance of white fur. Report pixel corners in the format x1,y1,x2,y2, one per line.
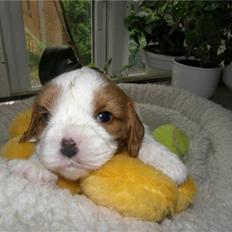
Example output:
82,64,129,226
8,158,57,185
139,132,187,185
9,67,187,185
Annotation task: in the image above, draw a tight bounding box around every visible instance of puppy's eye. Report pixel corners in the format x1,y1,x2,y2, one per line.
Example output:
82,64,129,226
41,112,50,123
96,111,112,123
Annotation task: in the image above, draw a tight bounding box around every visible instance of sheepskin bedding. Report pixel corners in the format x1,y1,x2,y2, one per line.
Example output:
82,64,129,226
0,83,232,232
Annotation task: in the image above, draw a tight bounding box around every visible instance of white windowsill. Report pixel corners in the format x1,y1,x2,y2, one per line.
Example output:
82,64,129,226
113,70,171,83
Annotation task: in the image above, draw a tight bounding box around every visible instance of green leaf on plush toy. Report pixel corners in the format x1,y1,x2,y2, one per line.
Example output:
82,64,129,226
152,124,189,158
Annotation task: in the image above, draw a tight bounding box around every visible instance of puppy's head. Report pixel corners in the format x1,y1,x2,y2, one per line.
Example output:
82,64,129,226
21,67,144,180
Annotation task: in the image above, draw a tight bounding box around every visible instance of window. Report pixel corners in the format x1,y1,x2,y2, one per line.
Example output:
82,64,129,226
0,1,167,98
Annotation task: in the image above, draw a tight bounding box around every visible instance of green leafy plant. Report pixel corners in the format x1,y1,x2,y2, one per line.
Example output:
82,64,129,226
125,1,186,56
183,1,232,68
125,1,232,68
62,0,91,65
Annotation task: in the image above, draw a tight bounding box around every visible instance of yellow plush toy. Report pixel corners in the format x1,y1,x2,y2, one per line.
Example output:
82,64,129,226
0,109,197,222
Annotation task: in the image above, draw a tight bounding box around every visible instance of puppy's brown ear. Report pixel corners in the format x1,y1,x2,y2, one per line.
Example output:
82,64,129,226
126,102,144,157
19,103,48,143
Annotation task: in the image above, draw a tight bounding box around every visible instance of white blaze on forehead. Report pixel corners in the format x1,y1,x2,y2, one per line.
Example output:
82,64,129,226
50,67,106,125
51,67,104,90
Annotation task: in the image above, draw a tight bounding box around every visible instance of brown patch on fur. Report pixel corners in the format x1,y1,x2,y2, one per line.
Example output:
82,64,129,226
20,83,60,142
94,76,144,157
126,102,145,157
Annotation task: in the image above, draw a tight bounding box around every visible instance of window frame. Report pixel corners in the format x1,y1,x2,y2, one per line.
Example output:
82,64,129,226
93,1,130,76
0,1,31,97
0,28,10,98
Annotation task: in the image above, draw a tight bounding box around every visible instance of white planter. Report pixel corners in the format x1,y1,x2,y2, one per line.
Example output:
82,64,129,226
143,50,177,72
222,63,232,89
172,59,221,98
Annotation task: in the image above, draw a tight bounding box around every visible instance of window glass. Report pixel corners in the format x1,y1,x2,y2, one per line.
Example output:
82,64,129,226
125,1,146,76
21,0,92,87
63,0,92,66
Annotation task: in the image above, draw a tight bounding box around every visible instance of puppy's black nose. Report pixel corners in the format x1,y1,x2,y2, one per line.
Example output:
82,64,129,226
60,138,79,158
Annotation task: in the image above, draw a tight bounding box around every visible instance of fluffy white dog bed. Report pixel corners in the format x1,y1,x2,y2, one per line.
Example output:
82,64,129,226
0,84,232,231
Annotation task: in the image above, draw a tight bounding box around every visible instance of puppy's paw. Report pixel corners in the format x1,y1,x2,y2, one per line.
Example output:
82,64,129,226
8,160,57,185
139,140,188,185
159,157,188,185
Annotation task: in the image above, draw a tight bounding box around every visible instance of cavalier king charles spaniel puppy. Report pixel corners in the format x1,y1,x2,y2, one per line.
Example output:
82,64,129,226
9,67,187,185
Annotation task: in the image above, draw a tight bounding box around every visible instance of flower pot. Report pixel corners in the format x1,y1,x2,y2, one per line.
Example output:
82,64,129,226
222,63,232,89
172,59,221,98
143,45,185,72
143,50,178,72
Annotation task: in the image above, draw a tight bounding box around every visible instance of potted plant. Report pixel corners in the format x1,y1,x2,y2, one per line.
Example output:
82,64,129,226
125,1,186,72
172,1,232,98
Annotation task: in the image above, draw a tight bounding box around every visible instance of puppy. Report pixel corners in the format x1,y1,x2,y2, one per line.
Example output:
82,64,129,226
9,67,187,185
